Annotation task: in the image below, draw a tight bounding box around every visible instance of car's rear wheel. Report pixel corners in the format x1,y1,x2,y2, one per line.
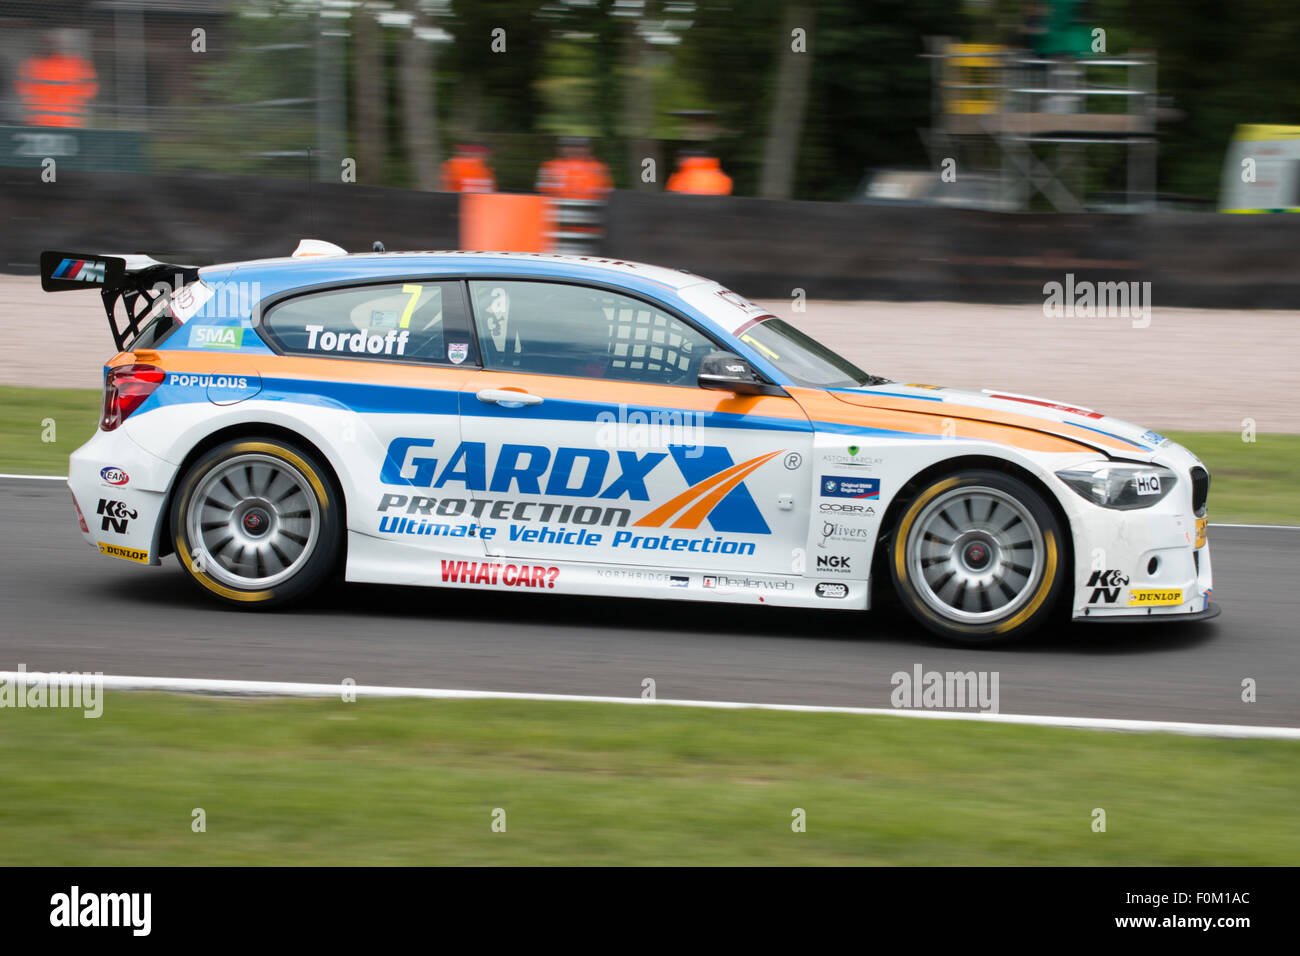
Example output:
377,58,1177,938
171,438,342,607
889,470,1066,645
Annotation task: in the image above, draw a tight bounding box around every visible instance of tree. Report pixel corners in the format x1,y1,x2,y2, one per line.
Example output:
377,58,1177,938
758,2,815,199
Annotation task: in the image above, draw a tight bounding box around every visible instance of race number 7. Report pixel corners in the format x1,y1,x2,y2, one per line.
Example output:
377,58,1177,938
398,284,424,329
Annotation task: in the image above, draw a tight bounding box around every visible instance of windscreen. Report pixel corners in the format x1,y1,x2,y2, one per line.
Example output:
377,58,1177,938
737,317,881,389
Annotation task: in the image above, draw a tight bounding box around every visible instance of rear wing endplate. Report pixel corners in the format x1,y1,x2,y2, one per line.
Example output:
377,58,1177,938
40,250,200,352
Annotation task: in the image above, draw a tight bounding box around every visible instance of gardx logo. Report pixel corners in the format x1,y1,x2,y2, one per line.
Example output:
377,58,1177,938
381,438,778,534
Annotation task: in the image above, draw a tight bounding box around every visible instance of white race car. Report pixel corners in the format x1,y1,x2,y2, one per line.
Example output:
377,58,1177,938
44,246,1216,644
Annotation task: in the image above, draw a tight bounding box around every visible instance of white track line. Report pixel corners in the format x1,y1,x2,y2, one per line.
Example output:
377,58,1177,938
3,672,1297,740
1210,522,1300,530
1,474,1298,531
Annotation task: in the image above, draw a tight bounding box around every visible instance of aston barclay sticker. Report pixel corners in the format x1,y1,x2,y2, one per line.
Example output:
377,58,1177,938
448,342,468,364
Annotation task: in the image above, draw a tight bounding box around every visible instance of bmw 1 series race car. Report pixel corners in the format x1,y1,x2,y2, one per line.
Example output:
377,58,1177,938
42,243,1217,644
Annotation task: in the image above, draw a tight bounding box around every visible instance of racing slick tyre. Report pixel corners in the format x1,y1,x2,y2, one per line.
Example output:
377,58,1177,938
170,437,343,608
889,469,1066,645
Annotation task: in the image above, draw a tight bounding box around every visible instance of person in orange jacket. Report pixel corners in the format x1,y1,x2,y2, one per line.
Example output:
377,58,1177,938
440,144,496,193
536,136,613,201
665,150,733,195
16,34,99,128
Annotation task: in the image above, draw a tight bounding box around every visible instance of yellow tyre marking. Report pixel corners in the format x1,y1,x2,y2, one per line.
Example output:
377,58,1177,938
993,531,1057,634
894,477,960,586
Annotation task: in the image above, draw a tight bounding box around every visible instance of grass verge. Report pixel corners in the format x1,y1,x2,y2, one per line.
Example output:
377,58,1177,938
1164,430,1299,526
0,387,1293,525
0,385,100,475
1,694,1296,865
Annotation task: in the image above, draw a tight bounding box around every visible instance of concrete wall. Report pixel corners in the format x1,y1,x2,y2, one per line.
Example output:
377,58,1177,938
0,169,459,271
602,191,1300,309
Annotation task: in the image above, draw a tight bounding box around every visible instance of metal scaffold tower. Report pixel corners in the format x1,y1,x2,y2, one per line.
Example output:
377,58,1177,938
926,40,1158,212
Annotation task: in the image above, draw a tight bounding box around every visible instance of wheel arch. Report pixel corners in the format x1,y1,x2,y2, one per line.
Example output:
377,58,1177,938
157,422,348,565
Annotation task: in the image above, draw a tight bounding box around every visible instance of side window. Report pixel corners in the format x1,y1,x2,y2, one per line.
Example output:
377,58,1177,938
263,281,476,366
468,280,715,386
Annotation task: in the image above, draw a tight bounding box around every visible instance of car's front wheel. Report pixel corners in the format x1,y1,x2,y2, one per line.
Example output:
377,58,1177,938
171,438,342,607
889,470,1066,645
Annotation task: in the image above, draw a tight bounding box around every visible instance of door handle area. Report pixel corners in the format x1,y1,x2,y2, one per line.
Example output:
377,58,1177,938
476,388,544,406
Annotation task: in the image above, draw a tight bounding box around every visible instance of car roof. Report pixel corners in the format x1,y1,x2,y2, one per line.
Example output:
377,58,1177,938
198,251,710,301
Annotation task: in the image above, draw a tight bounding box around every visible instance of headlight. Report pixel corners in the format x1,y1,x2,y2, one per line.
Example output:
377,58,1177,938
1055,461,1178,510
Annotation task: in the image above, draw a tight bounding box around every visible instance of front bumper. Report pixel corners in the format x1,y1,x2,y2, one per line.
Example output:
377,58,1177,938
1076,601,1221,624
1062,446,1215,622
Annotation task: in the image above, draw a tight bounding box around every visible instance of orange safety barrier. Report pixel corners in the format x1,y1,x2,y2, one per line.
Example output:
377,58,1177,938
459,193,555,253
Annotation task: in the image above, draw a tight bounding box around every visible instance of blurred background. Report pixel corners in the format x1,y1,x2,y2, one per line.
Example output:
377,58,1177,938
2,0,1299,304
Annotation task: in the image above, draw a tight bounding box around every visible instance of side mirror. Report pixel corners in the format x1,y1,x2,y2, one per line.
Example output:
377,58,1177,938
698,351,768,395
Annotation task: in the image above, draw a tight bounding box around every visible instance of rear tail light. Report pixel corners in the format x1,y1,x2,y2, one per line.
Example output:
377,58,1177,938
102,364,165,431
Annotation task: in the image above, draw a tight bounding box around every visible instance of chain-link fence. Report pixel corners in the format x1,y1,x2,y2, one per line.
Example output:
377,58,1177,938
0,0,341,179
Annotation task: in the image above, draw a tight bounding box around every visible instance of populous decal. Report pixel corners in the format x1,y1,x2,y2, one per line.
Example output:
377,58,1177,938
167,373,250,389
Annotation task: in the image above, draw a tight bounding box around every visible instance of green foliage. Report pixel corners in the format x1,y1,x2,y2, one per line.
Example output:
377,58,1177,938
155,4,320,177
140,0,1298,201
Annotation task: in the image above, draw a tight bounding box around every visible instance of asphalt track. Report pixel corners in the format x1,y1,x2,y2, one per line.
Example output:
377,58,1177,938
2,477,1297,727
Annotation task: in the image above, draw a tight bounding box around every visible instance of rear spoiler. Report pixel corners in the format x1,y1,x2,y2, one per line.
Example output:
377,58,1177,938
40,250,200,352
